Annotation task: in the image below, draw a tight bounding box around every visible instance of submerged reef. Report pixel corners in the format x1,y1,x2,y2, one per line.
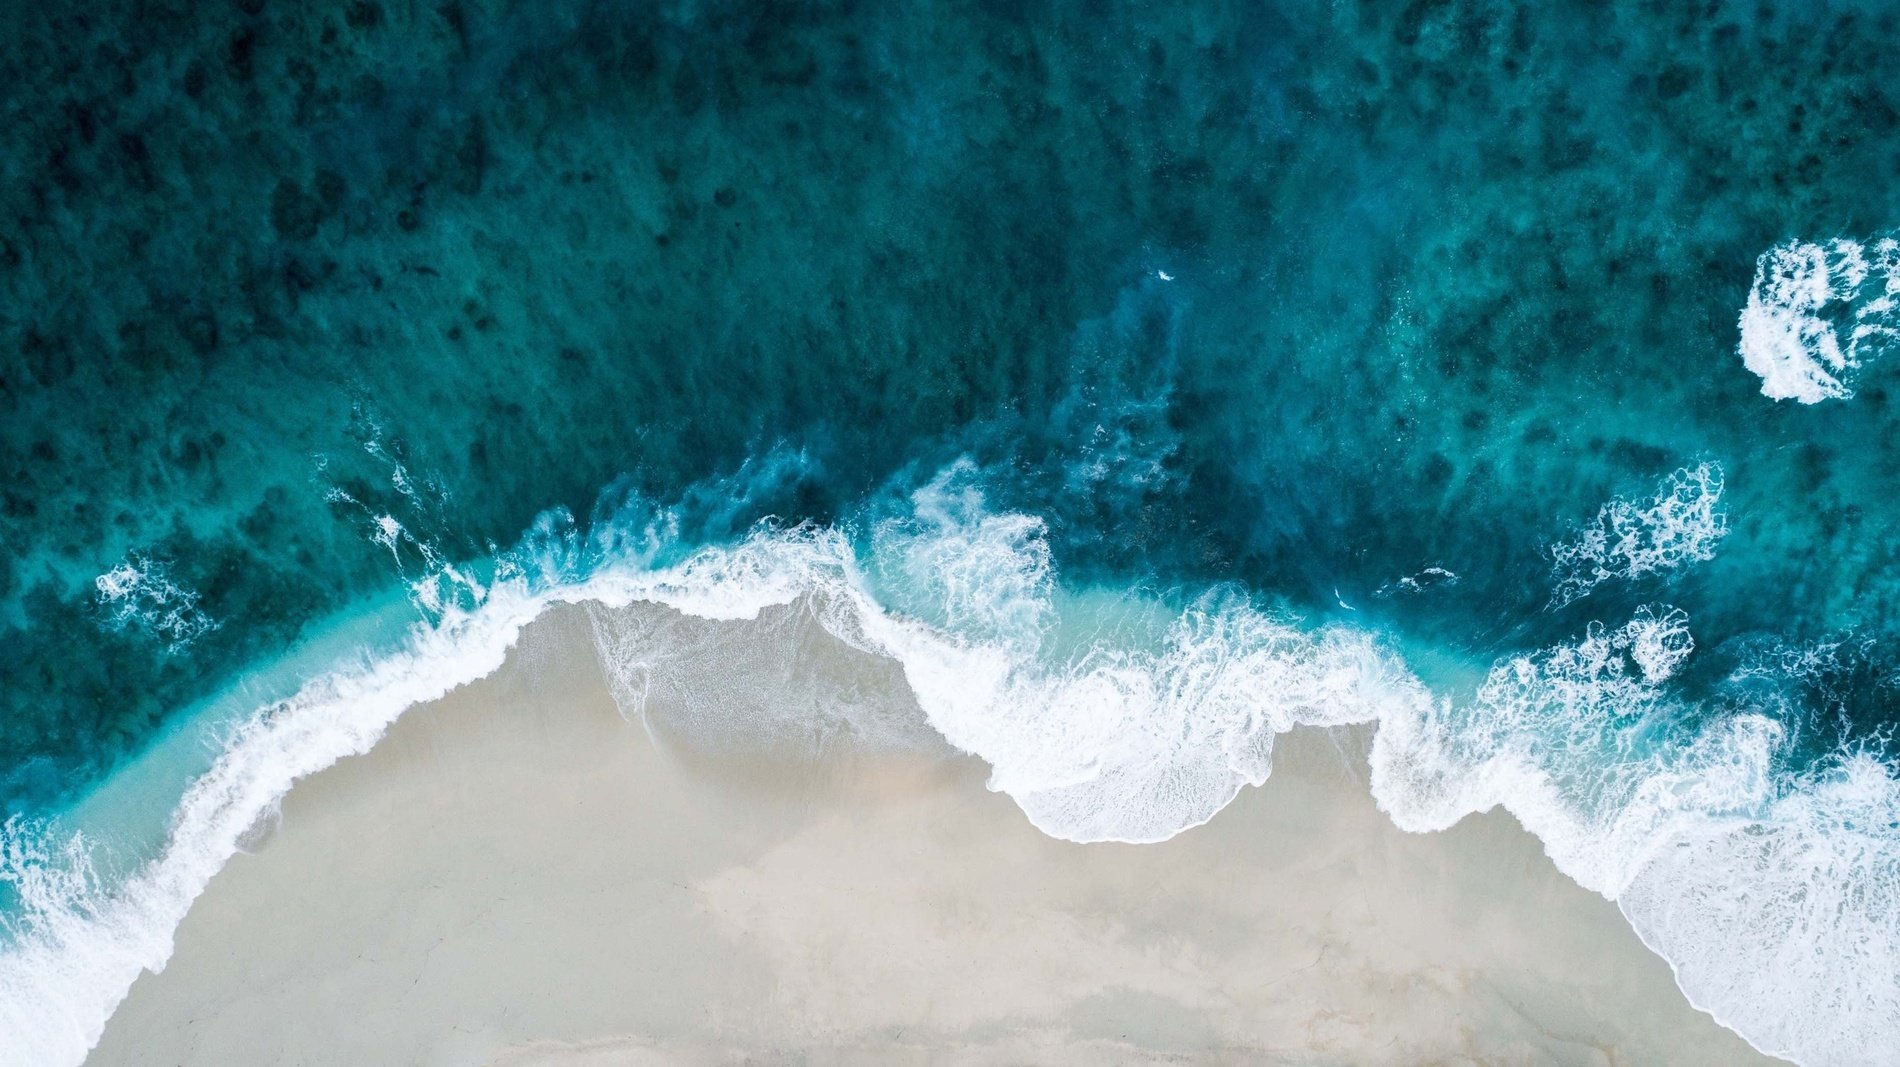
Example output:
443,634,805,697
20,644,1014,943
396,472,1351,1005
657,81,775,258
4,0,1900,811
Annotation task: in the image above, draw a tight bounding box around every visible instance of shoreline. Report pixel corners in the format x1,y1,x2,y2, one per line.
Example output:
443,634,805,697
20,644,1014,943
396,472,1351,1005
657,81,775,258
84,601,1778,1066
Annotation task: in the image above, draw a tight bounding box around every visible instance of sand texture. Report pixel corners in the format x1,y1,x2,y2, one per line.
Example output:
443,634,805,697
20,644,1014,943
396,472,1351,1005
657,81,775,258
88,606,1778,1066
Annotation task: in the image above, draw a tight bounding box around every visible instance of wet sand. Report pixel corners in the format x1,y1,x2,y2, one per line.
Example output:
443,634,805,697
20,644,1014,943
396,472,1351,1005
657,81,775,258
88,605,1778,1066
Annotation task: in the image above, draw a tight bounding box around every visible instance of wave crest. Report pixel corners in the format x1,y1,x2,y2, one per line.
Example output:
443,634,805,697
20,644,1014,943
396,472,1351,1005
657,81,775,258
1738,237,1900,403
93,555,217,651
1622,752,1900,1066
5,465,1897,1066
1548,464,1727,607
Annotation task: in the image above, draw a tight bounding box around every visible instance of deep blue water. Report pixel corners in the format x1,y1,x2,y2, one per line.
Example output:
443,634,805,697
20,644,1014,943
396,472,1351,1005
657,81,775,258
8,0,1900,811
5,1,1900,1062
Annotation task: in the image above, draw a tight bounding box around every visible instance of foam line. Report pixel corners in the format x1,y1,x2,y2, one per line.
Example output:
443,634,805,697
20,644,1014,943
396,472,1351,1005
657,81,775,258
3,469,1895,1066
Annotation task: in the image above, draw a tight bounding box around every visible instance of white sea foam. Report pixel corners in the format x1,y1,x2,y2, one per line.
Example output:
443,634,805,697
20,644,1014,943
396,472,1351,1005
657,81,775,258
9,466,1900,1066
2,584,537,1065
1739,237,1900,403
0,466,1434,1063
596,464,1429,843
93,555,217,650
1376,565,1459,598
1548,463,1727,607
841,466,1427,842
1367,602,1900,1064
1367,606,1771,893
1620,750,1900,1067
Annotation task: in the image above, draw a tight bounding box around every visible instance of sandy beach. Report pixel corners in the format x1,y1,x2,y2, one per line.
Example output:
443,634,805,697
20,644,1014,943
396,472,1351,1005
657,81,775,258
86,603,1779,1066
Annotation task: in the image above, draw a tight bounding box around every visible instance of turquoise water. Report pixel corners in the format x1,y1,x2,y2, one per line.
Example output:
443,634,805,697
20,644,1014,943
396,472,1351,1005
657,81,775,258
4,1,1900,1062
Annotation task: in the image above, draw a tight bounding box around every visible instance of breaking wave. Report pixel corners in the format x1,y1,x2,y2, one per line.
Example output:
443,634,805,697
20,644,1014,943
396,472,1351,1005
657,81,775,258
1,463,1893,1066
93,556,217,652
1548,463,1728,608
1738,237,1900,403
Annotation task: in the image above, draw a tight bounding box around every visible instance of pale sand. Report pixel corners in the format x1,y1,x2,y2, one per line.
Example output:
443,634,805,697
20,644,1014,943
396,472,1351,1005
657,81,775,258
87,603,1778,1066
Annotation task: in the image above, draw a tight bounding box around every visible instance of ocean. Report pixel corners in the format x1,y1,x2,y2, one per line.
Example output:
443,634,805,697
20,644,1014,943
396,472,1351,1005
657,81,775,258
3,1,1899,1063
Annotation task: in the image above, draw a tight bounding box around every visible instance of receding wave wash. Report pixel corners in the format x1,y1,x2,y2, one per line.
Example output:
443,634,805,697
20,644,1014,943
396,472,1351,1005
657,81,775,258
3,2,1900,1065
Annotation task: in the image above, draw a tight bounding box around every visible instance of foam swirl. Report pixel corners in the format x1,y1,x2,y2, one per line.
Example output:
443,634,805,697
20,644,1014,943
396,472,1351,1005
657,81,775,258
1739,238,1900,403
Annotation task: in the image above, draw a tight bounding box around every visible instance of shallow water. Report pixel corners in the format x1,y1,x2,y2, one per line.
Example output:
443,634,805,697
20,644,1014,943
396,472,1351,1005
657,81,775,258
4,1,1900,1064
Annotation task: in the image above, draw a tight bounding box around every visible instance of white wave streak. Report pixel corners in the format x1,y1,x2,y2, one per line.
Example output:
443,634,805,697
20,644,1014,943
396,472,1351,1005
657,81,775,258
598,464,1430,843
1369,606,1765,891
93,555,216,650
0,468,1430,1064
1,579,543,1065
867,467,1429,841
1622,753,1900,1066
7,467,1898,1067
1548,463,1727,607
1375,565,1459,598
1371,605,1900,1066
1739,237,1900,403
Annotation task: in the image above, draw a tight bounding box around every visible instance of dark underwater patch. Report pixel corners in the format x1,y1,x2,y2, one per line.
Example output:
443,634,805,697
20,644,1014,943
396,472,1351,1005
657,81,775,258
3,0,1900,810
